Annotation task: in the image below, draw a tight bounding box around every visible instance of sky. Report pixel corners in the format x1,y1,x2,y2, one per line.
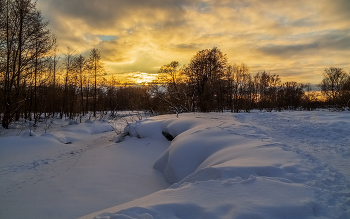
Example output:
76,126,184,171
37,0,350,85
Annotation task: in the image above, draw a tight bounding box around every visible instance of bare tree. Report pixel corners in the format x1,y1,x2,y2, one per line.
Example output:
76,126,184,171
341,72,350,108
184,47,227,112
254,71,281,111
226,63,251,113
72,54,87,117
61,47,75,119
278,82,305,110
0,0,56,128
47,44,60,115
319,67,349,107
88,48,104,117
151,61,189,115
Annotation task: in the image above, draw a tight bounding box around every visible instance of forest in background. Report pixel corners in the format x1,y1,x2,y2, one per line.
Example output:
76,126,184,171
1,0,350,129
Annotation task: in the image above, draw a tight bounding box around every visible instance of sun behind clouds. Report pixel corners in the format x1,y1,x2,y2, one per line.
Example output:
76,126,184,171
105,72,159,85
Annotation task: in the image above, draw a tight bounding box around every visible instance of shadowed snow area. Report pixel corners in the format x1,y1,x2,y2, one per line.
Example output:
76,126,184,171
84,111,350,219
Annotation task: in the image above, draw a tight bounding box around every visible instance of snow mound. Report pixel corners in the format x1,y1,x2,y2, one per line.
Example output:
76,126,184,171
54,121,114,144
148,116,308,185
124,116,206,140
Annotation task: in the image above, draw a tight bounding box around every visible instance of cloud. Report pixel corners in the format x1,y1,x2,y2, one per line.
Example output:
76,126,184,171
36,0,350,84
258,42,319,57
317,31,350,50
319,0,350,25
39,0,196,29
175,43,202,50
257,29,350,58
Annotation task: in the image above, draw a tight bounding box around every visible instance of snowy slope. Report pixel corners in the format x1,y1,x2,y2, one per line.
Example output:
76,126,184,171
82,111,350,219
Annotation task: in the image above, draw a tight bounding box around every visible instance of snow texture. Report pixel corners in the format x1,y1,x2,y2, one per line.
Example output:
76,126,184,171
0,118,169,219
1,111,350,219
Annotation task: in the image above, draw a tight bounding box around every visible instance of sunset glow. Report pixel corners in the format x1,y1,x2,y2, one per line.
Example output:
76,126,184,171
119,72,158,85
37,0,350,85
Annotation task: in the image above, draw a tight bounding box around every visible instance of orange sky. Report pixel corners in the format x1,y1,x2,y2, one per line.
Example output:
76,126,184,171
37,0,350,85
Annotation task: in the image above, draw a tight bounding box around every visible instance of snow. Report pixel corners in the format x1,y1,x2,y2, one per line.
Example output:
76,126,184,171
1,111,350,219
0,118,169,219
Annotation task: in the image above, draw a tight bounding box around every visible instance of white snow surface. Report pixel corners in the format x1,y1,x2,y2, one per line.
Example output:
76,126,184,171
1,111,350,219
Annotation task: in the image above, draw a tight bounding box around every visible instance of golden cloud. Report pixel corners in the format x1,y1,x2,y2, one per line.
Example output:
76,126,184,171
37,0,350,85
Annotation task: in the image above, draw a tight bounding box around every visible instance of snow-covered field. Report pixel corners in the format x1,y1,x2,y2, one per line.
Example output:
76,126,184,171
1,111,349,219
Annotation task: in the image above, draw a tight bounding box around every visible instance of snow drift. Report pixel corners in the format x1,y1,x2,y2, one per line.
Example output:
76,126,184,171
86,112,350,219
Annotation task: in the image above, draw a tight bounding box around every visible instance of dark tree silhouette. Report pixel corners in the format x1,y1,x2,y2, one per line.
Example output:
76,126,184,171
0,0,56,128
72,54,88,118
151,61,189,116
319,67,350,107
88,48,104,117
184,47,227,112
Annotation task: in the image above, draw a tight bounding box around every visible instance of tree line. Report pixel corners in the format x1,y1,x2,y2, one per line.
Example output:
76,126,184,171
1,0,350,129
152,48,350,115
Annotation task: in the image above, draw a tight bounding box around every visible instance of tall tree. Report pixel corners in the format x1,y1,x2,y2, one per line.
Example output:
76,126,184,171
62,47,75,119
47,44,59,115
184,47,227,112
88,48,104,117
72,54,87,117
